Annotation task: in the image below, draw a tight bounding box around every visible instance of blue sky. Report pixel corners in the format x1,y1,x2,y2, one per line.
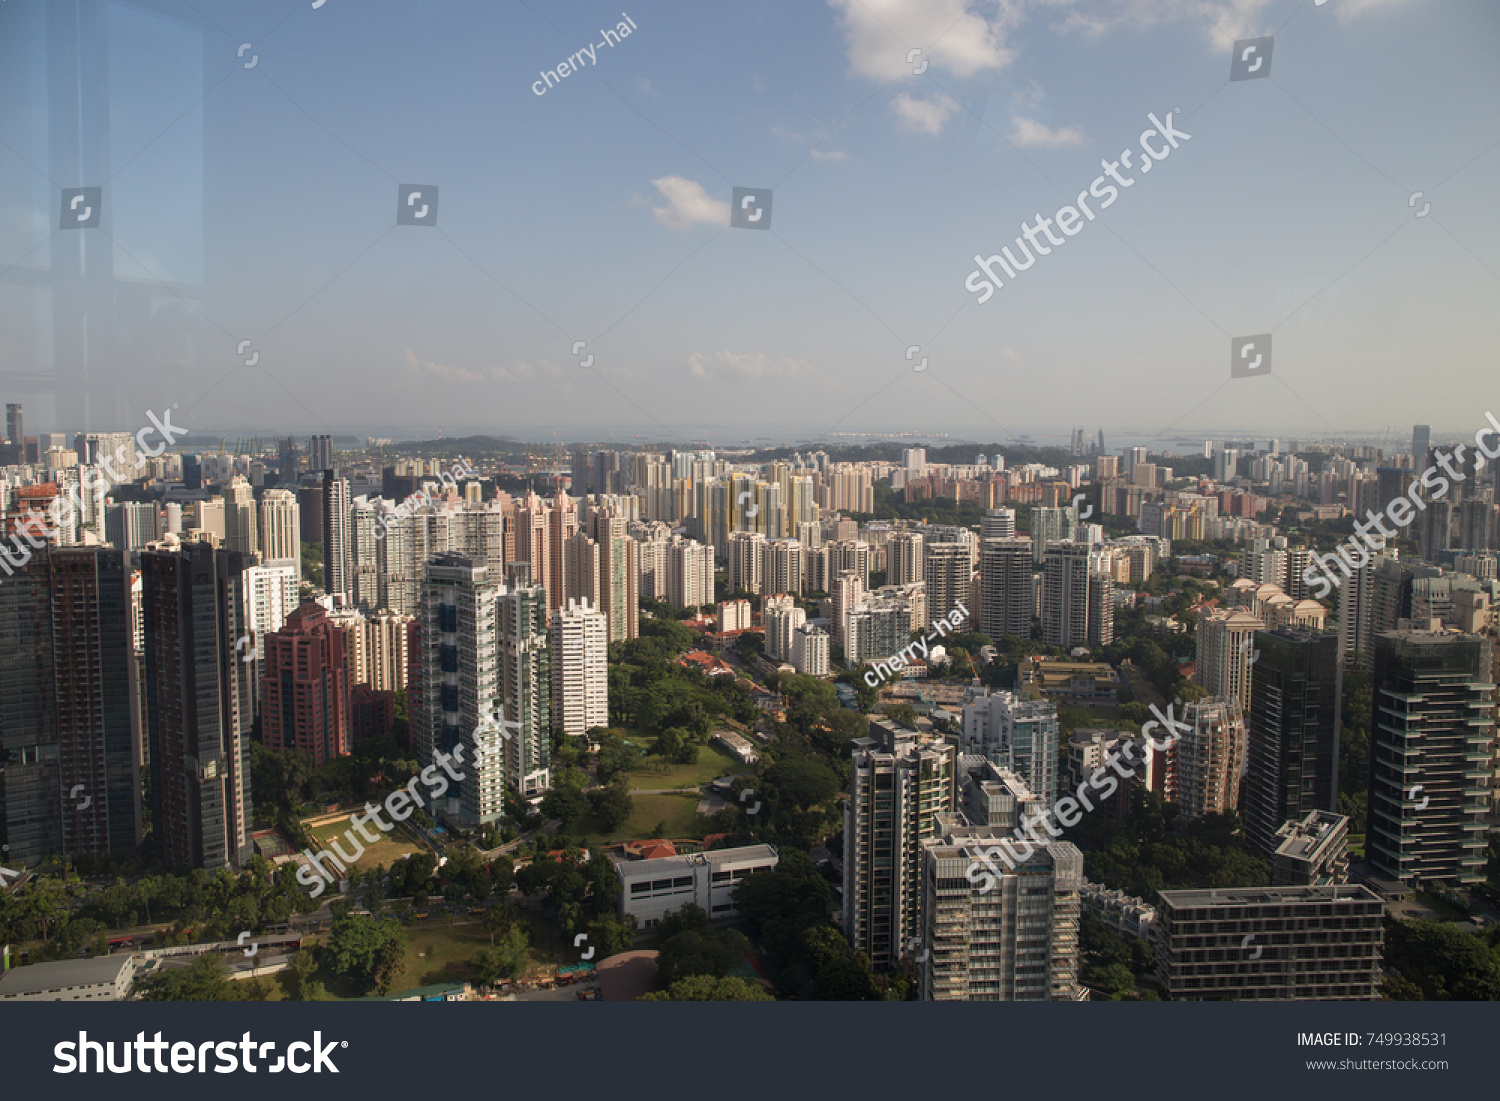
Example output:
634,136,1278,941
2,0,1497,445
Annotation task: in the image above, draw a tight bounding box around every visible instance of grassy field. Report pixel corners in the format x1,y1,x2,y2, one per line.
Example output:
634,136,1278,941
576,791,706,848
616,734,745,791
303,813,426,872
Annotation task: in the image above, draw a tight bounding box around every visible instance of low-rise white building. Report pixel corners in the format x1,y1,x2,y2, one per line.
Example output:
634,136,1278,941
616,844,779,928
0,954,141,1001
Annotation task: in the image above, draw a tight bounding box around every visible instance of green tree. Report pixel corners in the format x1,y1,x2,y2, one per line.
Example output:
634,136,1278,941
639,975,773,1001
134,953,245,1001
470,925,530,984
326,913,408,994
587,780,634,832
540,786,589,827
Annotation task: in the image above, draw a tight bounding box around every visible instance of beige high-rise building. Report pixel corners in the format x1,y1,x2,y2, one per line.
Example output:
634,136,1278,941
551,598,609,737
258,488,300,564
1172,697,1247,821
354,610,413,692
665,536,714,610
1196,606,1264,714
222,476,259,556
727,531,765,595
762,538,804,597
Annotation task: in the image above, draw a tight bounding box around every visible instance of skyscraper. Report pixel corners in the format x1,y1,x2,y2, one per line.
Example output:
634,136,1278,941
844,719,957,970
888,531,924,587
1173,698,1247,821
1411,424,1431,462
141,543,254,870
923,540,970,625
1196,606,1264,714
258,487,301,564
0,546,139,865
5,403,21,446
978,537,1033,641
498,565,552,799
1366,629,1492,884
260,603,350,767
550,598,608,737
1243,629,1341,857
962,689,1060,805
321,470,351,606
222,476,259,557
309,434,334,474
418,554,502,824
1041,542,1090,649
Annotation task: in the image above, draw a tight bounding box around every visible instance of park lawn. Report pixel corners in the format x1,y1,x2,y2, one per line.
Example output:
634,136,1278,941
303,813,425,873
617,735,745,792
577,792,706,848
389,920,494,991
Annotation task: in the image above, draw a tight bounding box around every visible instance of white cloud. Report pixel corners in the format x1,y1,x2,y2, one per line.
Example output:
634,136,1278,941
827,0,1016,81
1010,116,1087,147
891,91,960,135
649,176,730,230
686,351,818,382
404,349,484,384
809,148,852,162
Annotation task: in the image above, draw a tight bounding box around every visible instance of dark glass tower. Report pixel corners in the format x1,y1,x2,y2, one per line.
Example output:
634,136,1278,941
1243,629,1340,857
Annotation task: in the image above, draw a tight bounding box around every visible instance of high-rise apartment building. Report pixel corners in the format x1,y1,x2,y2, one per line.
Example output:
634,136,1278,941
961,689,1059,805
1173,698,1247,821
727,531,765,595
844,719,957,970
551,598,608,737
1030,506,1076,565
1154,885,1383,1000
140,543,254,870
260,603,350,767
309,435,334,474
417,554,500,823
665,536,714,611
762,593,805,662
1366,629,1492,884
1196,606,1264,714
0,547,139,865
1041,542,1090,649
222,476,259,557
258,487,300,564
888,531,923,587
790,622,830,675
498,566,553,799
921,824,1083,1001
978,537,1033,641
320,470,351,606
1243,630,1340,857
923,540,970,625
762,538,804,597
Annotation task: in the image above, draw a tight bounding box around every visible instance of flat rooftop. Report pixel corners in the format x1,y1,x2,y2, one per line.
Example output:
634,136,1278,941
1158,884,1379,908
